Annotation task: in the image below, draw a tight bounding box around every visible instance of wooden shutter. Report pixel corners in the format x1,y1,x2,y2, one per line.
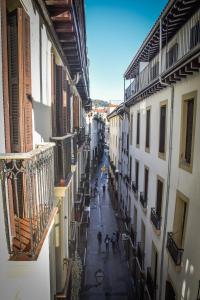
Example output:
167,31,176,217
159,105,166,153
66,81,71,132
146,109,150,148
185,99,194,163
55,65,63,136
8,8,32,152
73,95,79,129
51,50,56,136
62,69,67,135
23,10,33,152
156,180,163,217
8,9,24,152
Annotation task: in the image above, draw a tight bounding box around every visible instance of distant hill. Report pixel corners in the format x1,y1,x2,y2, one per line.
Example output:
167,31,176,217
92,99,121,107
92,99,109,107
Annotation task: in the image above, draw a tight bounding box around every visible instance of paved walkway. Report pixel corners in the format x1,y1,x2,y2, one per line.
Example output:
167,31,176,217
80,152,134,300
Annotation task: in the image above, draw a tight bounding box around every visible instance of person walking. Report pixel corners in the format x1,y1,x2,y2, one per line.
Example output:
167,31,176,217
104,234,110,252
111,233,116,252
97,231,102,250
103,184,106,193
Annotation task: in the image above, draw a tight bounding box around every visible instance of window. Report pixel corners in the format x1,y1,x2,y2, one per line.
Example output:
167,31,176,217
166,43,178,68
156,178,163,218
144,167,149,201
135,160,139,190
146,108,151,151
190,21,200,49
159,102,167,159
136,112,140,146
134,206,137,233
179,92,197,172
130,114,133,145
150,62,159,81
172,191,188,248
127,134,129,154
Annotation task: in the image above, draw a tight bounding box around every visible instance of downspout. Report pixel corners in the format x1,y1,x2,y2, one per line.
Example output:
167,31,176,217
158,18,175,300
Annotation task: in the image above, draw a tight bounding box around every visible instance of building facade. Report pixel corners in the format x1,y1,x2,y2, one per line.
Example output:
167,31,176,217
0,0,90,299
109,1,200,299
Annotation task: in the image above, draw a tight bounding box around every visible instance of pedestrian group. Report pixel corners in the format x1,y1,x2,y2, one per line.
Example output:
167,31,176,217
97,231,120,253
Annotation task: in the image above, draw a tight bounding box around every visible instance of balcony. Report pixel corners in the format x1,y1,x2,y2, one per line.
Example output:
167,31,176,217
0,143,57,259
146,267,156,300
140,192,147,209
167,232,184,266
150,208,161,231
51,135,72,186
125,8,200,102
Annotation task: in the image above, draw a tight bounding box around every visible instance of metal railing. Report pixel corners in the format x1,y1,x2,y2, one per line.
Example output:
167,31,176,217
167,232,184,266
0,143,55,257
151,208,161,231
51,135,72,186
140,192,147,209
125,9,200,101
72,134,78,165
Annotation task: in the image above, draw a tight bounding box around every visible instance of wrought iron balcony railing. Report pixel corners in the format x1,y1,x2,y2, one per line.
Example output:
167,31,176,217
51,135,72,186
151,208,161,231
146,267,156,300
167,232,184,266
140,192,147,209
0,143,56,259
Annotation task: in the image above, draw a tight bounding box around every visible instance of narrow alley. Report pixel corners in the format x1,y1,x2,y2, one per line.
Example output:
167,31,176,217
81,151,134,300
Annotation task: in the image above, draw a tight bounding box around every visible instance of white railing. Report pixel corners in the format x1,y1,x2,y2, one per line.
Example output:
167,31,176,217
0,143,55,258
125,8,200,101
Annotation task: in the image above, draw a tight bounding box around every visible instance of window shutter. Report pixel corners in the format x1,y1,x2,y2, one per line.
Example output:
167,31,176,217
8,8,33,152
62,68,67,135
8,9,23,152
159,105,166,153
73,95,79,129
55,65,63,136
23,10,33,152
136,112,140,145
185,99,194,163
144,168,149,200
146,109,150,148
156,180,163,216
51,50,56,136
66,80,71,132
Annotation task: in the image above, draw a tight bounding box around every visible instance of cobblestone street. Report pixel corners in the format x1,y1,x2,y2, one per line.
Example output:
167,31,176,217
80,152,134,300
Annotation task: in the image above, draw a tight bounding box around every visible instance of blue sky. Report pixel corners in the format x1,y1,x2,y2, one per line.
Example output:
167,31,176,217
85,0,167,102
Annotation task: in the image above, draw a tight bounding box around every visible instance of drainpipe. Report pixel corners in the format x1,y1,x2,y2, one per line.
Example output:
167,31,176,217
158,18,175,300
